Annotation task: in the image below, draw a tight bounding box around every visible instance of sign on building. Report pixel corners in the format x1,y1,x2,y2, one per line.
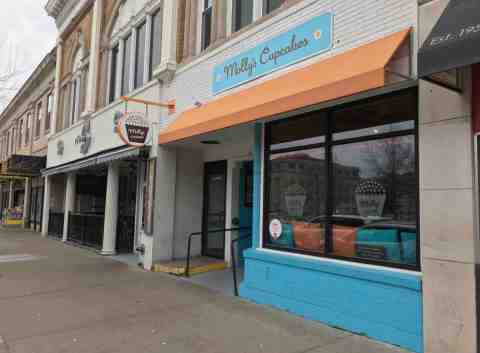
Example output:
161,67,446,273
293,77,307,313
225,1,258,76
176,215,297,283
213,13,333,94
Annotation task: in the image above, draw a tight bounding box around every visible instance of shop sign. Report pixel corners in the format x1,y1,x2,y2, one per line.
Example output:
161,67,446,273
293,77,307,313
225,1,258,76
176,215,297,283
116,111,151,147
213,13,333,95
75,120,92,155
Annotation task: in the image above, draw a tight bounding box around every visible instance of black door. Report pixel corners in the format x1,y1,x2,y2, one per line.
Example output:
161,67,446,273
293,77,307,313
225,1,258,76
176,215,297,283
202,161,227,259
116,163,138,253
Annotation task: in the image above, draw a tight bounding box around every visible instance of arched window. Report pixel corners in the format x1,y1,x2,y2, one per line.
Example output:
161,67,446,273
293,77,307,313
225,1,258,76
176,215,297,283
70,48,83,126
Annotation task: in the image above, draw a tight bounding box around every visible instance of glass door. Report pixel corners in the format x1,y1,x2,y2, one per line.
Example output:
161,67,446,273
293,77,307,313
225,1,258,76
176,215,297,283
202,161,227,259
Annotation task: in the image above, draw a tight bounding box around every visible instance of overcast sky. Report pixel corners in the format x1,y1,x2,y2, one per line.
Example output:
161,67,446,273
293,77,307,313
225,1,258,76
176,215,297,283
0,0,57,112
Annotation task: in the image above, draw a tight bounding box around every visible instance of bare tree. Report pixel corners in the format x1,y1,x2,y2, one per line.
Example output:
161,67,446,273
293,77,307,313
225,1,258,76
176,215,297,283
0,39,21,111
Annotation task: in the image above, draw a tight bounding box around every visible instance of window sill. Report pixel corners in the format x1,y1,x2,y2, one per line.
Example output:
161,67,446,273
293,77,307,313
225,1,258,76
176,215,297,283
245,248,422,290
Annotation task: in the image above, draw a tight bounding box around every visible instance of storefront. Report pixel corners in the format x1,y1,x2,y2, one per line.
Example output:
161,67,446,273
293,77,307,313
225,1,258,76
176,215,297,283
154,0,423,348
42,97,157,259
0,155,46,228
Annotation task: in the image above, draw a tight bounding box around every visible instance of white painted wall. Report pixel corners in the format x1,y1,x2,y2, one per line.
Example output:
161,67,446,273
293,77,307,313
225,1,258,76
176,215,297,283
172,148,204,259
47,82,161,168
163,0,418,129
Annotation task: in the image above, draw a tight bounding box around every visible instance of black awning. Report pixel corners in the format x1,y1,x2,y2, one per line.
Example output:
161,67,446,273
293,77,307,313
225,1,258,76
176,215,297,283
418,0,480,77
6,155,46,176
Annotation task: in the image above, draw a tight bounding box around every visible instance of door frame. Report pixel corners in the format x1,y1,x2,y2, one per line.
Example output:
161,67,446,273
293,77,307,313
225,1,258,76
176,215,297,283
224,157,253,265
202,160,228,259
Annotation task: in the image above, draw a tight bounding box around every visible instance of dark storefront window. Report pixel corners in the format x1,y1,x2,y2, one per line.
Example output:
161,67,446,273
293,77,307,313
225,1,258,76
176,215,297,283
264,89,419,270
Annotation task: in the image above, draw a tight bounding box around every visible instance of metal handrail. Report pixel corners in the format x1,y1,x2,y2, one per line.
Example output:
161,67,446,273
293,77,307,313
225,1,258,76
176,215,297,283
231,233,252,296
185,227,250,277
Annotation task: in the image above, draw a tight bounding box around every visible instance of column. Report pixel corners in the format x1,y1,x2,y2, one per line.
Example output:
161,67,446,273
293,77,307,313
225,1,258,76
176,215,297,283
22,178,31,228
101,162,120,255
41,176,51,237
182,0,198,61
419,73,477,353
86,0,103,114
8,180,14,208
51,40,63,136
157,0,178,80
62,173,77,242
212,0,227,44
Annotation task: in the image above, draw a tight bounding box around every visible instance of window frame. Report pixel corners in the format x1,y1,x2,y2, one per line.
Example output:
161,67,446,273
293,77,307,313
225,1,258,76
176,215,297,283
201,0,213,51
35,101,43,139
232,0,254,32
263,0,286,15
262,88,420,271
149,9,162,80
121,33,133,96
134,21,147,90
45,93,53,132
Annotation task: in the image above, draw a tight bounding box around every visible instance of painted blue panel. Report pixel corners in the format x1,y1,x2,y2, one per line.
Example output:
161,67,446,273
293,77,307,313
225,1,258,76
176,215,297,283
240,249,423,353
212,13,333,94
237,161,253,264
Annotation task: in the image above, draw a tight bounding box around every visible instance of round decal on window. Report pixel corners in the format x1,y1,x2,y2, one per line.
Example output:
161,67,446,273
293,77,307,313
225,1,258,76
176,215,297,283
269,219,283,240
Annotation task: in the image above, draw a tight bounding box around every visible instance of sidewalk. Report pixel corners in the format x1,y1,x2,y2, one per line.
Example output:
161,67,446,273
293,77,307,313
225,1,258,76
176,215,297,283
0,229,411,353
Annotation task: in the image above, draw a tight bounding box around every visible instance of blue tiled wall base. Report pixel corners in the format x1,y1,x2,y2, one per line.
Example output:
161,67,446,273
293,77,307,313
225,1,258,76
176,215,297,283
239,249,423,353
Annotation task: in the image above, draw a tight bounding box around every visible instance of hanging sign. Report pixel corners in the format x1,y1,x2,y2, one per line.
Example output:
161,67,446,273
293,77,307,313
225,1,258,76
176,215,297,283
212,13,333,95
116,111,152,147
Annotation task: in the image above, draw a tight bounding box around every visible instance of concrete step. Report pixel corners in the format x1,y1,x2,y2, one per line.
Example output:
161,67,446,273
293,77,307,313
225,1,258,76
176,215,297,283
152,256,227,276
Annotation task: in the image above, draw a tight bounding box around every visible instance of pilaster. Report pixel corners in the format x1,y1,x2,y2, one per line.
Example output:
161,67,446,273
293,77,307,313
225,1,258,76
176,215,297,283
101,162,120,255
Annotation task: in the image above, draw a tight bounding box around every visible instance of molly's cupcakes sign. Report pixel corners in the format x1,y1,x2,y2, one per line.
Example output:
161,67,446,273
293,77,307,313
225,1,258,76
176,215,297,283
212,13,333,95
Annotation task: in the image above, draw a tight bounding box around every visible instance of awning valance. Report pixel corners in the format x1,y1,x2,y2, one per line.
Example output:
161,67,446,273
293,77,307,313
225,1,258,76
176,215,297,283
418,0,480,77
41,146,143,176
159,28,411,144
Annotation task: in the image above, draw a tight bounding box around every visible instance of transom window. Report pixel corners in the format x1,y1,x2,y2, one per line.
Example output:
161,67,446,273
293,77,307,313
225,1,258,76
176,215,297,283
263,89,419,270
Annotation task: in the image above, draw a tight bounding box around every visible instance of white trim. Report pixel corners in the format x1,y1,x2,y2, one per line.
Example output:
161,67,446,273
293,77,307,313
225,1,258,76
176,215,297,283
258,122,265,249
257,248,423,277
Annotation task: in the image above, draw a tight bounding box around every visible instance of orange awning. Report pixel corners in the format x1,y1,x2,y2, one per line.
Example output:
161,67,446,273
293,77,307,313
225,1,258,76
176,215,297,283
159,28,411,144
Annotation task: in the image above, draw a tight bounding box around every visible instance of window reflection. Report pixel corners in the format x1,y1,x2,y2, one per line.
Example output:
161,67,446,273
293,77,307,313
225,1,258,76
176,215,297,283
331,136,417,265
264,89,419,269
267,149,326,253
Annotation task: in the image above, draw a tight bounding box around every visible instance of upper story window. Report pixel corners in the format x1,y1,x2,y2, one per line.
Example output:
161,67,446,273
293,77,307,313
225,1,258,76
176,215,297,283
134,21,147,89
108,45,119,104
263,0,286,14
121,33,132,96
233,0,254,32
69,48,85,127
17,119,23,149
35,101,42,139
25,113,31,146
150,9,162,79
201,0,213,51
46,93,53,132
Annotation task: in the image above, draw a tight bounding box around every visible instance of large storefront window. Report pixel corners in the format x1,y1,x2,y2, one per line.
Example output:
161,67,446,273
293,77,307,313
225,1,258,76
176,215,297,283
264,89,419,269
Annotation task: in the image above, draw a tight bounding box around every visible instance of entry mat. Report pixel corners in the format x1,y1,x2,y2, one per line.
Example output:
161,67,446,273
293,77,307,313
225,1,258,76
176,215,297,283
0,254,43,263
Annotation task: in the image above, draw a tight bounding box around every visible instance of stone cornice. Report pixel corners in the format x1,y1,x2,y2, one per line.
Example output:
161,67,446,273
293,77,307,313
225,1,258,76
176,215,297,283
45,0,69,19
